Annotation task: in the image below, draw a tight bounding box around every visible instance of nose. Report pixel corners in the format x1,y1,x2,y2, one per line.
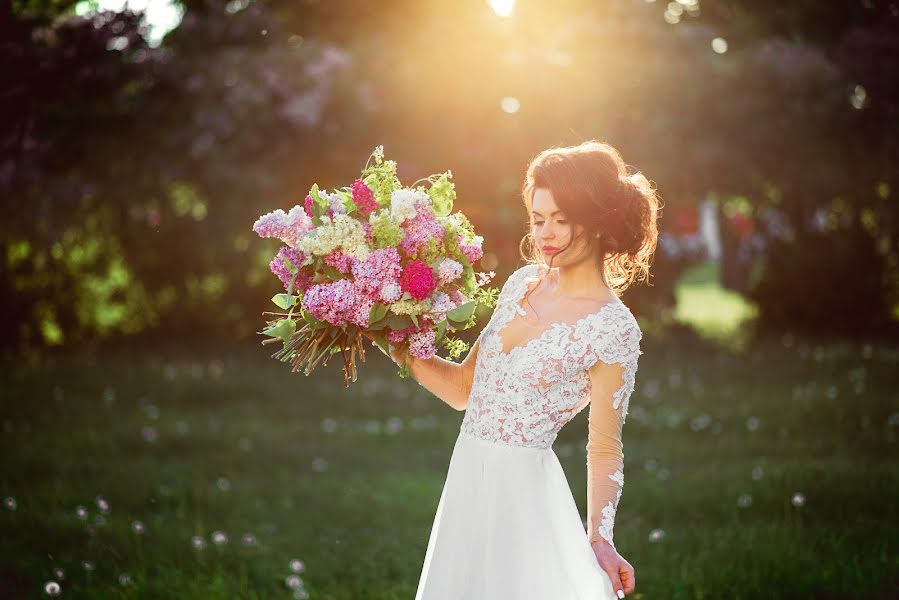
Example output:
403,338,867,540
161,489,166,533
539,223,555,241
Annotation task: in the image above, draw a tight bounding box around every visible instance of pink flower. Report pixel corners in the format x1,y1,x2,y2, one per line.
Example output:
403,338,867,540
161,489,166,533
400,199,445,256
269,246,309,291
399,260,437,301
302,279,357,326
386,325,417,344
253,205,314,247
304,194,314,218
348,286,377,328
352,179,378,215
458,237,483,265
351,247,402,293
407,328,437,359
436,258,463,285
379,281,402,303
323,249,356,274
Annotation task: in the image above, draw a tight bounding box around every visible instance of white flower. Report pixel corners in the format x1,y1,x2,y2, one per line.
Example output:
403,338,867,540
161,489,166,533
328,193,347,214
390,189,429,222
298,213,370,261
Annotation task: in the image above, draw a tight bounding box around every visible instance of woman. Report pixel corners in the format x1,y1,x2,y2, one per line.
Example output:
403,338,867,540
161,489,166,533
381,141,659,599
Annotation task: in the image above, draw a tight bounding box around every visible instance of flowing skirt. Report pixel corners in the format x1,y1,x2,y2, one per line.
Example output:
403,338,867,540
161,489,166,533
414,428,618,600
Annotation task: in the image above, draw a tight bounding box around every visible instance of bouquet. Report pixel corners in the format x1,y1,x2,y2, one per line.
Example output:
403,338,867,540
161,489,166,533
252,146,499,387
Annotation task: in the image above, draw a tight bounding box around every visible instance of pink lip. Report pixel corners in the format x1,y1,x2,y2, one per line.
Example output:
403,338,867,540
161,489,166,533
543,247,560,254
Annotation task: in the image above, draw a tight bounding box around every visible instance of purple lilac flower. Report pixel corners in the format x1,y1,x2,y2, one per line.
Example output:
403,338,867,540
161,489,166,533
437,258,463,285
407,328,437,359
270,246,307,291
379,281,402,303
253,205,315,247
351,247,402,293
303,280,357,326
400,199,445,256
323,250,356,274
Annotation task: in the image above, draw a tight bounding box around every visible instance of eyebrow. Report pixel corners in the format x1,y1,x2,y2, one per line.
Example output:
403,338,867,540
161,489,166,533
531,210,564,217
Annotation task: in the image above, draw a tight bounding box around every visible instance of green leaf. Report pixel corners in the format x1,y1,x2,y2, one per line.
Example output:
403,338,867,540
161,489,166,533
302,310,329,329
369,302,389,326
436,318,447,343
386,314,413,331
368,330,390,356
271,293,297,310
446,300,477,324
410,313,419,328
261,318,296,341
321,265,344,280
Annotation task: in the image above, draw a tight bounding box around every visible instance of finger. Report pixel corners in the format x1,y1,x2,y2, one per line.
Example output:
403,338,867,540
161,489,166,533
605,567,625,599
620,563,635,594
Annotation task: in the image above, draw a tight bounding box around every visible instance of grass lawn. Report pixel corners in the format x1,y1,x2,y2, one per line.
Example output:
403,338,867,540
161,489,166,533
1,266,896,598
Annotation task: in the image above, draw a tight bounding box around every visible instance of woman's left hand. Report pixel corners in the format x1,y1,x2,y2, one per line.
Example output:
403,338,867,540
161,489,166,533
591,539,635,598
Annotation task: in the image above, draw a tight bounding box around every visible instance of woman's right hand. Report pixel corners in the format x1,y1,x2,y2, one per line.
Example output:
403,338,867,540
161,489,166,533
361,331,409,367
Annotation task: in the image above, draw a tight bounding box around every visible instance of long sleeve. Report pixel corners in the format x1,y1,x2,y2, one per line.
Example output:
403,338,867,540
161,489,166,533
585,361,627,549
583,319,642,550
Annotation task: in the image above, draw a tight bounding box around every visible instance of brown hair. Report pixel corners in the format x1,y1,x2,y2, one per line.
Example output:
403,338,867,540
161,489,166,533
519,140,661,303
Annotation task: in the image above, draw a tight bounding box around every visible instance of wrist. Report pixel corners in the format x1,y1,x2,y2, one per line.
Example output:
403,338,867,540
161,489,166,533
590,536,616,551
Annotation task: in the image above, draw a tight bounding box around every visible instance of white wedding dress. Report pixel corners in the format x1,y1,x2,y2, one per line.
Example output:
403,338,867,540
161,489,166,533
415,263,643,600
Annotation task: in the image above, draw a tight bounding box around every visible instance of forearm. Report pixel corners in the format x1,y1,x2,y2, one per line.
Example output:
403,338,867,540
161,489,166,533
404,354,472,411
586,459,624,548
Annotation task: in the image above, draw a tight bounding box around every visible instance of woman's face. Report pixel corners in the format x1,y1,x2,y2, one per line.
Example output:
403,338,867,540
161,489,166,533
531,187,590,266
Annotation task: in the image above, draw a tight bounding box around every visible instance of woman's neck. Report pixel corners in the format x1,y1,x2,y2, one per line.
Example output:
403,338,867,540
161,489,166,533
542,260,613,303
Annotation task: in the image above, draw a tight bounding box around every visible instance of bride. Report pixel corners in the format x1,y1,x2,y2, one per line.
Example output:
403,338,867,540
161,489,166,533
382,140,659,599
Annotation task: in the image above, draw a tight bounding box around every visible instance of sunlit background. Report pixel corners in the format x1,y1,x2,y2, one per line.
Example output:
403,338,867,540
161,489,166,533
2,1,898,598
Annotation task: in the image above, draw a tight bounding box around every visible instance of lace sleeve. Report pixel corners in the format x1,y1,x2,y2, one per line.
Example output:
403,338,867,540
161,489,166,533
583,318,642,549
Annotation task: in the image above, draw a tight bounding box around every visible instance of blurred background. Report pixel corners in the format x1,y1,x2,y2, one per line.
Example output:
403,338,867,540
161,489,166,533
2,1,898,598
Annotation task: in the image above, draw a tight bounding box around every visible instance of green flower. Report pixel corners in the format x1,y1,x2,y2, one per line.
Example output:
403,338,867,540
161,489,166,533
368,209,404,248
427,171,455,217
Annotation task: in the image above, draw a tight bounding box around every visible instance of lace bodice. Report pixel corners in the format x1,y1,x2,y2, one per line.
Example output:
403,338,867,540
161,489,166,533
459,262,643,547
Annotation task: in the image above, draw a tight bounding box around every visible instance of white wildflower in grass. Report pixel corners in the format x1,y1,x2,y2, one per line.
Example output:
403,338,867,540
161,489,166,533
216,477,231,492
141,426,157,442
791,492,806,507
211,530,228,545
289,559,306,573
44,581,61,596
241,533,257,546
737,494,753,507
385,416,403,435
52,568,65,580
285,575,303,589
95,496,110,513
191,535,207,550
3,497,16,510
751,465,764,480
81,560,95,571
131,520,145,534
648,528,665,542
298,213,370,260
118,573,131,586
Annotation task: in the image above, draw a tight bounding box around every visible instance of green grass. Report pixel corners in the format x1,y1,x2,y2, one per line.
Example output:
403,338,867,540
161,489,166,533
1,329,896,599
673,260,758,345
